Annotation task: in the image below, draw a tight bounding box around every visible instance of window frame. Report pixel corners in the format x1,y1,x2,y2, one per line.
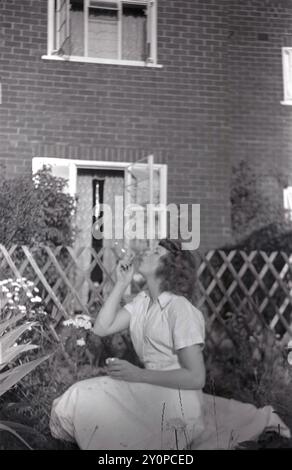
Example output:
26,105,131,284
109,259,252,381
44,0,161,67
32,156,167,253
282,47,292,105
283,186,292,221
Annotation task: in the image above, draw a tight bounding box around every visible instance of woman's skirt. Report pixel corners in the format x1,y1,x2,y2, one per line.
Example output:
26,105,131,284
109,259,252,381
50,375,291,450
50,375,205,450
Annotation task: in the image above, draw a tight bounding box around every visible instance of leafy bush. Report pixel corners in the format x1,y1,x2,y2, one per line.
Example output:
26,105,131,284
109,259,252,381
0,312,49,448
204,302,292,433
221,221,292,253
0,167,76,248
231,160,287,243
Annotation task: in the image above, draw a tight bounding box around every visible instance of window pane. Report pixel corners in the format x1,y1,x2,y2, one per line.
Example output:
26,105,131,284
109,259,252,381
88,7,118,59
122,3,147,61
70,0,84,56
129,166,160,206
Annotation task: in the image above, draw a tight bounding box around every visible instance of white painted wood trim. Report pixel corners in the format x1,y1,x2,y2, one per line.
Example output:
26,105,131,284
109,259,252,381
32,157,167,171
150,0,157,65
47,0,55,55
84,0,89,57
41,54,163,67
56,0,60,50
282,47,292,102
148,154,154,246
118,0,122,60
159,164,168,238
121,0,147,4
45,0,159,65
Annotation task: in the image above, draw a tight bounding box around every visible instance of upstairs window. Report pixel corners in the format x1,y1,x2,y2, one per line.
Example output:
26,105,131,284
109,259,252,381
47,0,157,65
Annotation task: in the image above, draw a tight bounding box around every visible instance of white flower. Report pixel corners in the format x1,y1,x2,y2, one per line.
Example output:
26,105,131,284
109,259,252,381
287,340,292,350
14,296,20,302
19,305,27,311
75,315,92,330
75,318,92,330
76,338,86,347
1,287,9,293
6,293,13,298
26,291,33,298
8,299,14,304
33,287,40,293
31,296,42,303
63,315,92,330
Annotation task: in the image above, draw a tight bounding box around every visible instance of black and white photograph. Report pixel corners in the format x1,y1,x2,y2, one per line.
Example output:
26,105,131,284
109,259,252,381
1,0,292,455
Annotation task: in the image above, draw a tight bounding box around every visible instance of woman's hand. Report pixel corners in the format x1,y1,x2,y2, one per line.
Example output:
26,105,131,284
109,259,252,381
116,256,134,289
106,358,144,383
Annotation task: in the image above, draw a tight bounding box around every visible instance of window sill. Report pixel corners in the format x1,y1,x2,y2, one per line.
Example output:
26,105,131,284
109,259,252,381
42,54,163,68
281,100,292,106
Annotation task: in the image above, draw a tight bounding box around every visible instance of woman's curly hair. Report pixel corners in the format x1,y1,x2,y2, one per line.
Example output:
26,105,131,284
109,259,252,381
155,239,198,303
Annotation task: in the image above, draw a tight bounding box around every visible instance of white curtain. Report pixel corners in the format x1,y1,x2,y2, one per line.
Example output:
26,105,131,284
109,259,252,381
70,6,146,61
71,10,84,56
122,11,146,61
102,176,125,298
74,174,93,307
74,173,124,306
88,11,118,59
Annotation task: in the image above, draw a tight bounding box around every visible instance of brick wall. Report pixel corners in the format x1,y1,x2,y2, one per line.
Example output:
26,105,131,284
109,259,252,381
228,0,292,210
0,0,231,250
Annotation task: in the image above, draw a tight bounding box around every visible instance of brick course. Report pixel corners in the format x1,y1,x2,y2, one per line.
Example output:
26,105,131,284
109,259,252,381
228,0,292,210
3,1,289,249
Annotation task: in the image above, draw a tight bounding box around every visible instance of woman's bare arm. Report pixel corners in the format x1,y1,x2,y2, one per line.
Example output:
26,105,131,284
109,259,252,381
107,344,205,390
93,259,133,337
140,345,205,390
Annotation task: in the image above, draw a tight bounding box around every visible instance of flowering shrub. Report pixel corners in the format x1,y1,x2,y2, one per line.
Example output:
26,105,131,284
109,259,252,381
60,314,94,374
0,277,51,350
1,277,45,316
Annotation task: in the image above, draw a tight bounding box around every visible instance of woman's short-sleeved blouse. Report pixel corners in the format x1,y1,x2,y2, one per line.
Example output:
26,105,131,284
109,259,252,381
124,291,205,371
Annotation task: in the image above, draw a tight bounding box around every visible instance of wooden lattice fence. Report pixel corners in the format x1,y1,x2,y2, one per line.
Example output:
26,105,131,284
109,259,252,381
1,245,292,346
0,244,119,322
196,250,292,346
